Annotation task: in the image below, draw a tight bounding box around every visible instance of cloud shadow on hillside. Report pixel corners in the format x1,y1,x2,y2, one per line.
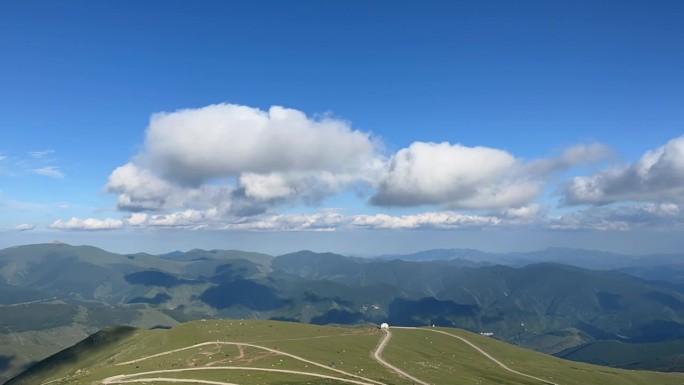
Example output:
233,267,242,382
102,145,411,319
124,271,198,287
0,355,14,371
200,280,289,310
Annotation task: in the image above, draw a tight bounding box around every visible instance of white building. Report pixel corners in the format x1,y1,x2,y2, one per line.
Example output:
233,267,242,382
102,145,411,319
380,323,389,330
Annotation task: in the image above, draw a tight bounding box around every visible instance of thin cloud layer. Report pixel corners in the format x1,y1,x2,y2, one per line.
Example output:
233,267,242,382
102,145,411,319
51,210,499,232
14,223,35,231
0,150,65,179
49,201,684,233
527,143,612,175
564,136,684,205
32,166,64,179
222,212,344,231
550,202,683,231
29,150,55,159
350,211,501,229
48,217,124,230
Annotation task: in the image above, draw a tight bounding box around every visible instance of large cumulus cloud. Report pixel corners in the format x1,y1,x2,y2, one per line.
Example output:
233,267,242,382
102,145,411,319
142,104,377,184
564,136,684,205
106,104,381,212
369,142,608,209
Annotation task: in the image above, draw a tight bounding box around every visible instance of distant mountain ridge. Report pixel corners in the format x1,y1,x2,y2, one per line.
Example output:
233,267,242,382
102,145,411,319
378,247,684,272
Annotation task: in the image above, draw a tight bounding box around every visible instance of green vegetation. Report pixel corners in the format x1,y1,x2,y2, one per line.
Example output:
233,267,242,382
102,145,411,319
0,303,178,384
4,243,684,381
7,320,684,385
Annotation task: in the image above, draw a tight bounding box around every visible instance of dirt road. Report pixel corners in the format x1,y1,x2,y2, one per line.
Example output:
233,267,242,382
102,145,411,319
372,330,431,385
115,339,385,385
102,326,559,385
396,327,559,385
103,366,383,385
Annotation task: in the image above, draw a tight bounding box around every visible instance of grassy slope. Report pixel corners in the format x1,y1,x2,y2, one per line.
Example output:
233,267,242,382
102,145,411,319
7,320,684,385
0,303,179,384
424,327,683,385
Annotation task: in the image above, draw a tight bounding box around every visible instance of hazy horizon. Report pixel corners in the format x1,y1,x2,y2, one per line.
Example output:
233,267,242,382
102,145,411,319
3,227,684,257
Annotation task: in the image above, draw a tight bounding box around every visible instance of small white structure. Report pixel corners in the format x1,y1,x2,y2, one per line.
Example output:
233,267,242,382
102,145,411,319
380,323,389,330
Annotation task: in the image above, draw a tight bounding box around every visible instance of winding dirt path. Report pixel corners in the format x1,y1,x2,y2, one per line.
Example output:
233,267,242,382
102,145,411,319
372,330,431,385
105,376,238,385
115,341,386,385
101,326,559,385
3,296,59,307
103,367,382,385
396,327,560,385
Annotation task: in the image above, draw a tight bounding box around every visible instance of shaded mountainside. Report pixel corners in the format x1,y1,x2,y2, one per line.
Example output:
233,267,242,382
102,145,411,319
3,243,684,382
6,325,138,385
557,338,684,372
7,320,684,385
0,301,179,384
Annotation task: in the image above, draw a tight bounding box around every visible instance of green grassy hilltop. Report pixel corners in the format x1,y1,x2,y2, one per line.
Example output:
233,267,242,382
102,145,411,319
7,320,684,385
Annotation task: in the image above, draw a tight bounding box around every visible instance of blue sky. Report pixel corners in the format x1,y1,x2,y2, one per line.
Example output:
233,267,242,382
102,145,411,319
1,1,684,255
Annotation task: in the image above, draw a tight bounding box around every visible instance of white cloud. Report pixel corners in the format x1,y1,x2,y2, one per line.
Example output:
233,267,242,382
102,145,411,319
125,213,148,226
48,217,124,230
116,209,346,231
237,169,376,204
92,208,501,232
221,212,345,231
549,212,631,231
106,163,180,211
238,172,294,201
350,211,501,229
564,136,684,205
29,150,55,159
148,209,217,229
106,104,381,213
501,204,543,219
370,141,542,209
549,202,684,231
45,202,684,233
142,104,377,183
14,223,35,231
527,143,612,175
105,103,617,223
33,166,65,179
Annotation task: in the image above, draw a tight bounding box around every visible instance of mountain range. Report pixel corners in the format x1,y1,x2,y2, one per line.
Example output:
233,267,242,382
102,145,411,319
2,242,684,383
